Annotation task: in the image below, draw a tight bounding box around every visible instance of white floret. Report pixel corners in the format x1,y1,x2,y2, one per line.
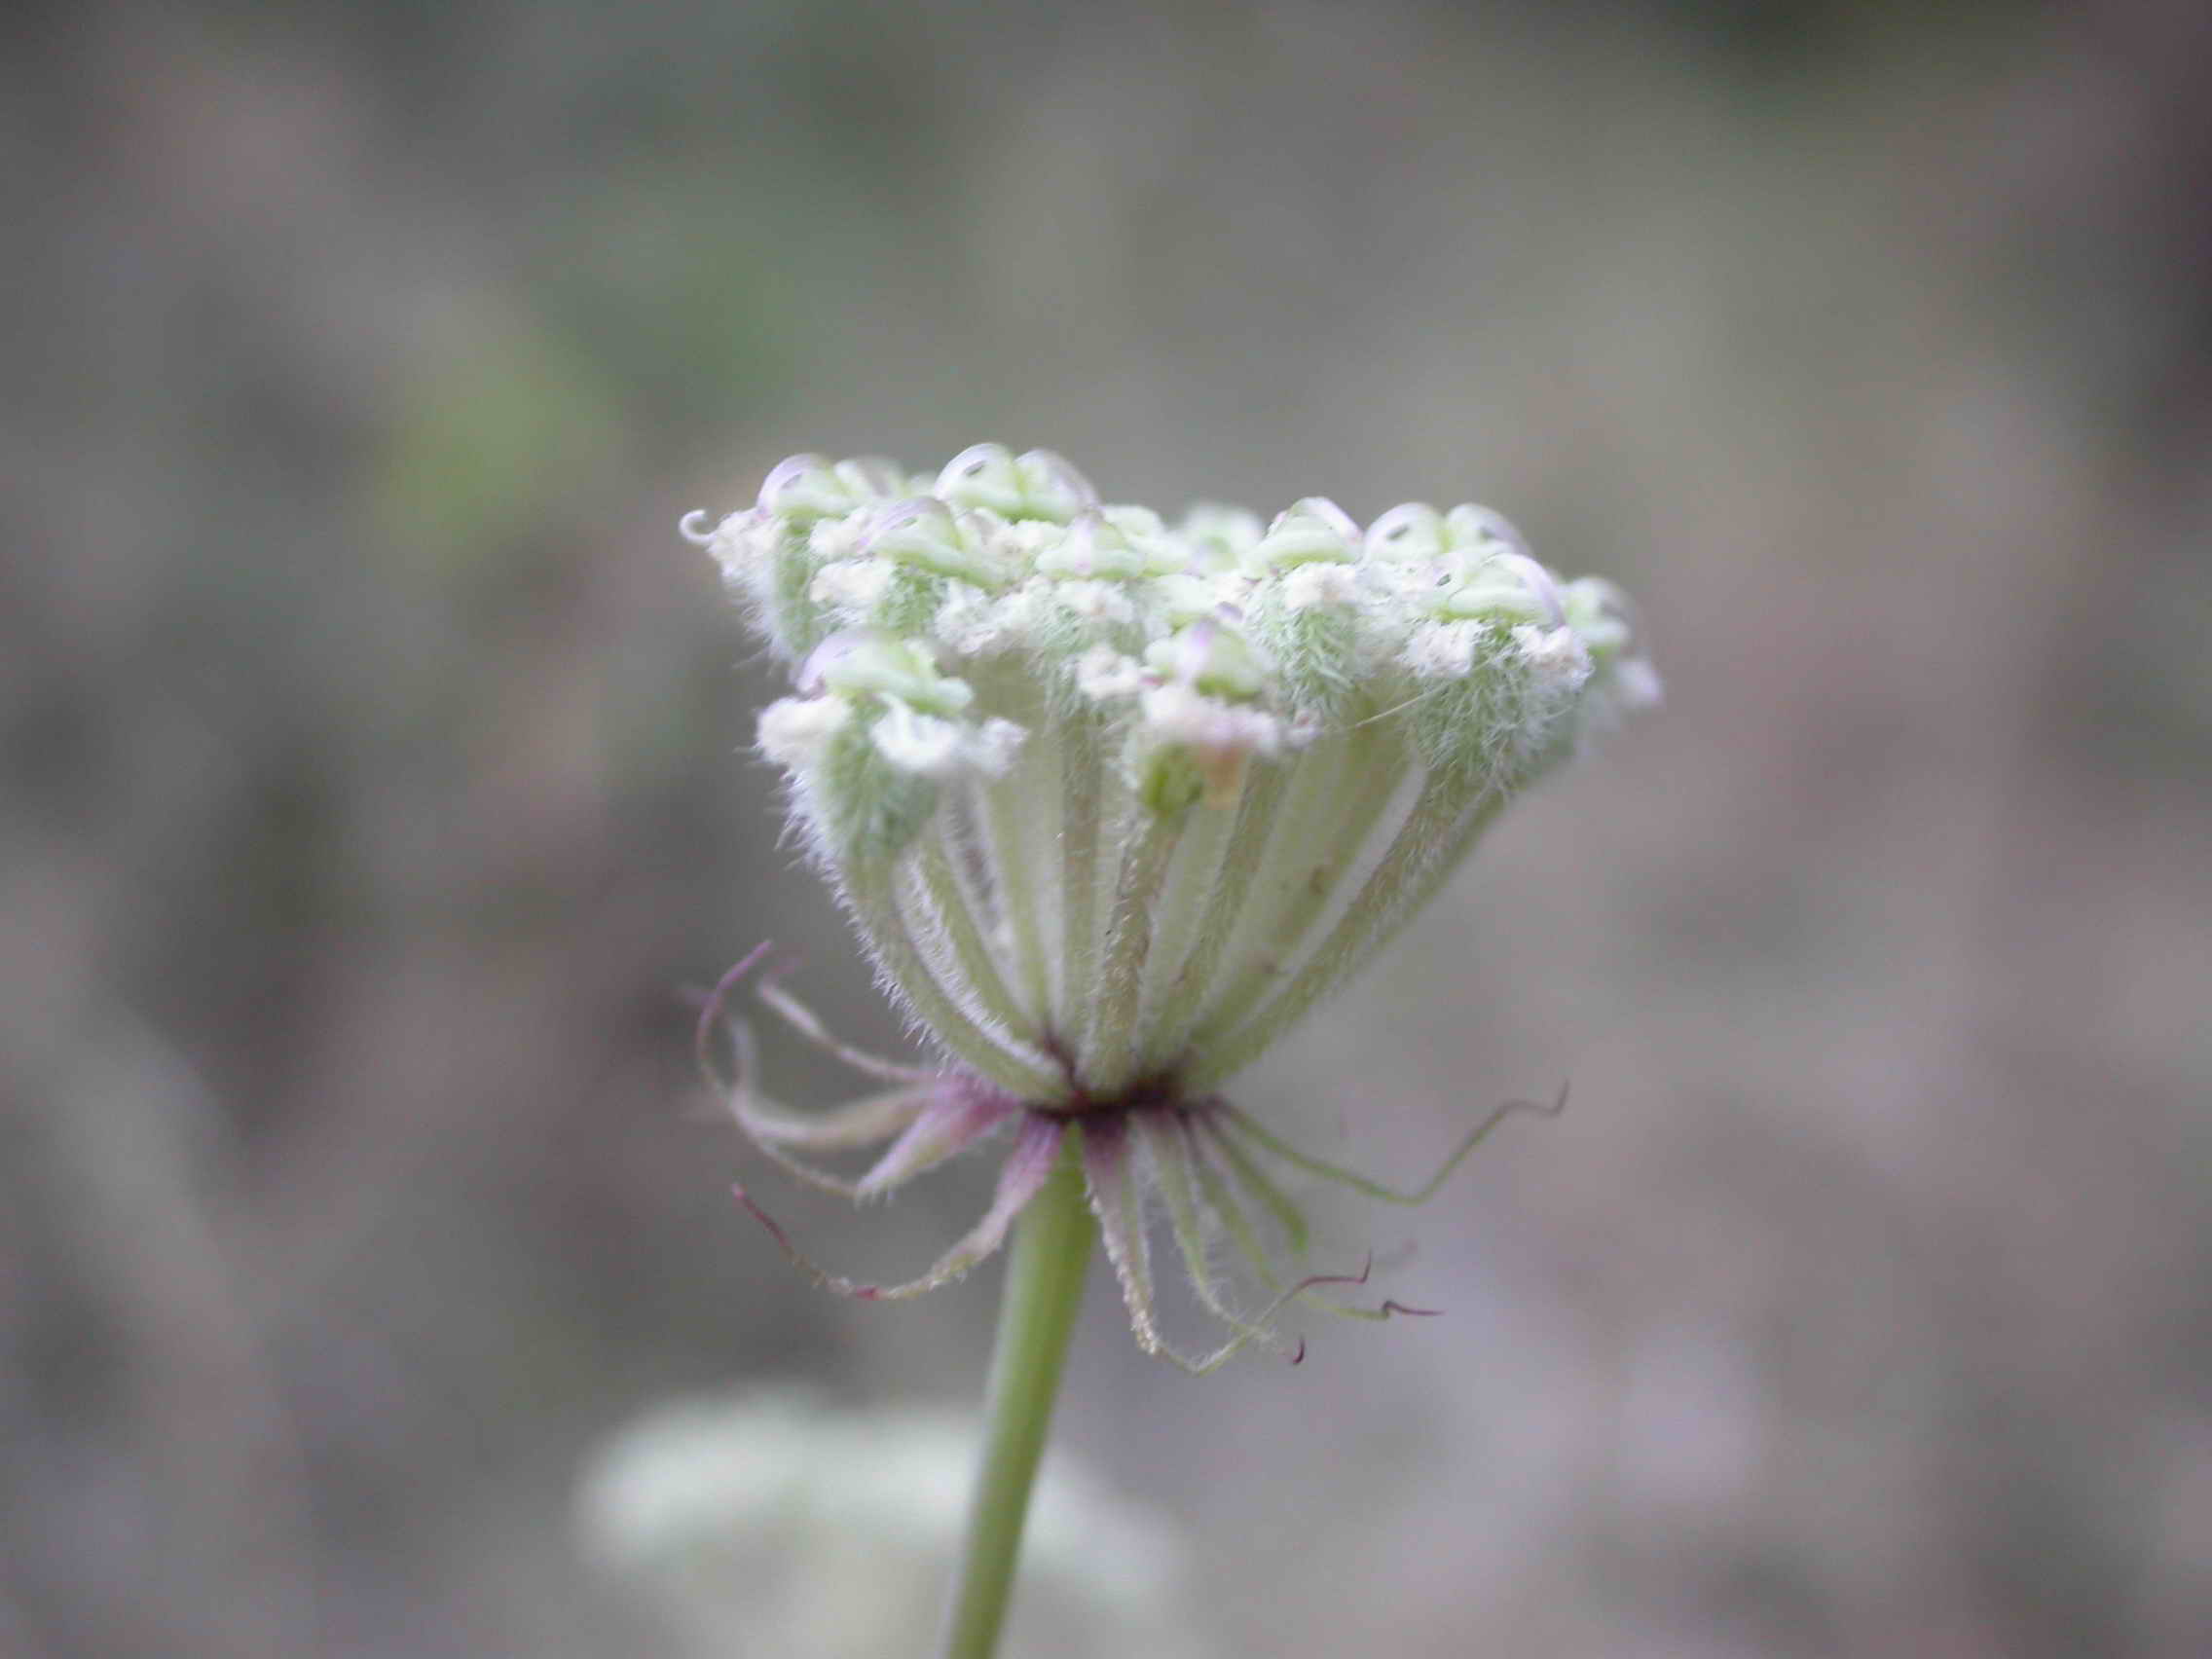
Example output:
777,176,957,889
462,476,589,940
868,699,1030,780
1402,619,1482,680
807,512,874,564
935,582,1049,657
1139,682,1285,761
869,700,968,776
810,558,895,611
1050,579,1137,626
1281,561,1361,612
758,695,852,767
1512,622,1595,694
708,510,779,595
1074,646,1148,701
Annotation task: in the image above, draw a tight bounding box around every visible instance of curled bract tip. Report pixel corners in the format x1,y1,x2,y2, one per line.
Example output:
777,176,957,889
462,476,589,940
707,952,1569,1364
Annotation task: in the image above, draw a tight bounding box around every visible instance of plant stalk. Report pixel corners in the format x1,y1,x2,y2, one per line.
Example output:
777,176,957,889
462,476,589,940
939,1126,1095,1659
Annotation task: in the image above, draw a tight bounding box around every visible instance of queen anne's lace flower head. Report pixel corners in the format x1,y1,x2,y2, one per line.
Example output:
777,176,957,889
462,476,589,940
684,445,1655,1368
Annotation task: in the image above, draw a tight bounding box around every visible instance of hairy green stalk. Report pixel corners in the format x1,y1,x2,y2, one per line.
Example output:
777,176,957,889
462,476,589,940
940,1128,1095,1659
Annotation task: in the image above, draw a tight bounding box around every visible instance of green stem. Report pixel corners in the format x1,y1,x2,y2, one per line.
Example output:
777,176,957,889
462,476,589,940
940,1128,1096,1659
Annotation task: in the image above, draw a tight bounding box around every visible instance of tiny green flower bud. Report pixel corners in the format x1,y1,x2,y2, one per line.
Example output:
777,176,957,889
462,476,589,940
1561,574,1634,658
1363,502,1447,562
1244,506,1368,717
936,443,1098,523
834,455,913,498
802,631,974,718
758,453,858,523
1152,571,1230,627
1247,497,1361,571
934,443,1023,514
1013,448,1099,523
1437,549,1566,626
1036,511,1153,581
1562,576,1662,724
1443,502,1530,558
1142,619,1270,702
864,497,1010,590
1177,503,1265,570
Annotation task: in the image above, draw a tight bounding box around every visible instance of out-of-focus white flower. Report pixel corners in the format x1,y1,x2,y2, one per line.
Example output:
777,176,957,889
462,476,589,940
577,1388,1203,1659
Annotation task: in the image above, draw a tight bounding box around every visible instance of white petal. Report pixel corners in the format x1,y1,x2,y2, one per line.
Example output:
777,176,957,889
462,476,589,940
758,696,851,767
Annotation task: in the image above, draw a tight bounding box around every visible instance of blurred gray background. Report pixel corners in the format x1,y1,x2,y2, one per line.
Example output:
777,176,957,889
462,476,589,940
4,1,2208,1655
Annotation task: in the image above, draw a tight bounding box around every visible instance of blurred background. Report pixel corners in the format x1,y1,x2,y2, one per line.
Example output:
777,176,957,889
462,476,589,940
4,1,2208,1654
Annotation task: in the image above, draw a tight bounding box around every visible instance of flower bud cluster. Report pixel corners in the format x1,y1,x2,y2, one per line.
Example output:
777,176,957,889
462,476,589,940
689,446,1656,1366
687,446,1653,1102
691,447,1650,864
